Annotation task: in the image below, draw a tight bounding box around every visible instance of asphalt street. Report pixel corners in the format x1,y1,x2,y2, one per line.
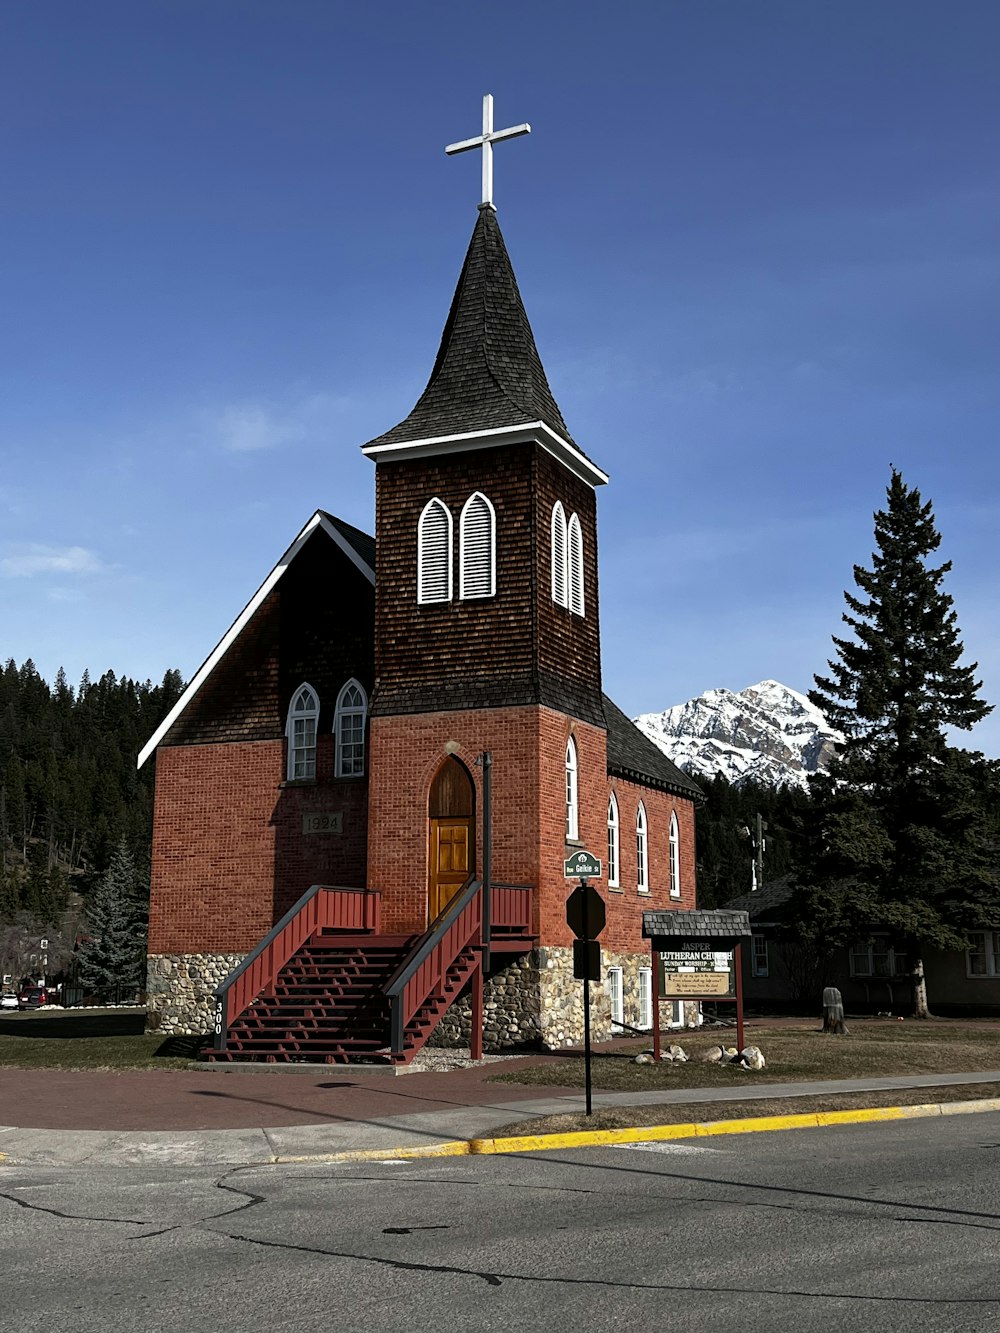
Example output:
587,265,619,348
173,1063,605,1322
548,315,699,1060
3,1112,1000,1333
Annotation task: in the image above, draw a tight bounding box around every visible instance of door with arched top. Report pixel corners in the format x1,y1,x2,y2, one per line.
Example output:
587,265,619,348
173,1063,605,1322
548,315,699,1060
428,757,475,922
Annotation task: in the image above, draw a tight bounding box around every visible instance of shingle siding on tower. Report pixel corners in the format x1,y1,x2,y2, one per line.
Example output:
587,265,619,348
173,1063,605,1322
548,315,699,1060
371,443,603,727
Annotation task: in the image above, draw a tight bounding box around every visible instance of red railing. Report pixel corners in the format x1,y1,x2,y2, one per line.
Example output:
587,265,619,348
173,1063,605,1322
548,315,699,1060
384,878,483,1058
491,882,532,934
213,884,381,1051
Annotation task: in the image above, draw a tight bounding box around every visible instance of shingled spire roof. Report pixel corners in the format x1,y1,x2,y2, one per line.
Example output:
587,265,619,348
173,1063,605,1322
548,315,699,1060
363,206,588,458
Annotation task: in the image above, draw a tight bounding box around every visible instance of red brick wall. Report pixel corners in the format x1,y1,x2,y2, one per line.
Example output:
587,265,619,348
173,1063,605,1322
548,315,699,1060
149,735,369,955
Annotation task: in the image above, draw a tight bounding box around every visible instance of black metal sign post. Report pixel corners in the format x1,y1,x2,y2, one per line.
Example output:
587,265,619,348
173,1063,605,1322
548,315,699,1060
565,853,605,1118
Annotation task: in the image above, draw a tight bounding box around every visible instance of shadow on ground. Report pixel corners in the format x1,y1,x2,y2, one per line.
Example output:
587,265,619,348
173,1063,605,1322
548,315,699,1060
0,1010,148,1039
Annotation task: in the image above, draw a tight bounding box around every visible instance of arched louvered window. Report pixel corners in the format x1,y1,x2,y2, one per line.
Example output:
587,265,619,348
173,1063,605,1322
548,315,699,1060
607,793,620,888
567,512,585,617
459,491,496,600
551,501,568,608
286,683,319,781
565,735,579,841
636,800,649,893
669,811,681,898
417,498,453,604
334,679,367,778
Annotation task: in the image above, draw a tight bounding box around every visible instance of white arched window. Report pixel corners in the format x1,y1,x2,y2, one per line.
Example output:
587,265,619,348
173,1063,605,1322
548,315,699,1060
565,736,579,841
636,801,649,893
286,683,319,781
567,512,585,616
607,793,620,888
334,679,367,778
459,491,496,599
417,498,453,604
551,501,568,607
669,811,681,897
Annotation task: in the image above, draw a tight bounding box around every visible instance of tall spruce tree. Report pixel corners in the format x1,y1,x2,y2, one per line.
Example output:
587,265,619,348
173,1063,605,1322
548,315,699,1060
806,470,1000,1016
76,839,146,1001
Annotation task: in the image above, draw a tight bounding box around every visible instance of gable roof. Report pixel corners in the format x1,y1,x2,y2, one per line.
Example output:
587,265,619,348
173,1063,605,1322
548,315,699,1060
137,511,374,769
603,693,703,801
723,875,796,925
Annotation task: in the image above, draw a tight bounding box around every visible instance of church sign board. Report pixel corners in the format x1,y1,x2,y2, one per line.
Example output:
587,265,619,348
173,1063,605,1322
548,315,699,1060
643,909,752,1059
659,948,735,999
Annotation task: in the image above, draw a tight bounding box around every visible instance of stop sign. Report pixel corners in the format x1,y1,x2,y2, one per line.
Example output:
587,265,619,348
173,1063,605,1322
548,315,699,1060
566,883,606,940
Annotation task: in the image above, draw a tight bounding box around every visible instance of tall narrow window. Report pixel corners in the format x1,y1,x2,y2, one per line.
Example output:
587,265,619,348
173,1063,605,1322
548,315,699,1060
334,679,367,778
607,793,620,888
636,801,648,893
459,491,496,599
607,966,624,1028
567,512,585,616
417,498,453,604
551,501,567,607
669,811,681,898
751,935,769,978
638,968,653,1030
565,736,579,841
286,684,319,781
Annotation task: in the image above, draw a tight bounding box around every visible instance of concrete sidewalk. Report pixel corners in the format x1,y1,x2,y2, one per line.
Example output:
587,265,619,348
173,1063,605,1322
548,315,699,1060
3,1068,1000,1168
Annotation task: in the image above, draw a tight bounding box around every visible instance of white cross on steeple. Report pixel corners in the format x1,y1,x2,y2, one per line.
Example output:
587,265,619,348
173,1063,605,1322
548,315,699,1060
445,94,530,210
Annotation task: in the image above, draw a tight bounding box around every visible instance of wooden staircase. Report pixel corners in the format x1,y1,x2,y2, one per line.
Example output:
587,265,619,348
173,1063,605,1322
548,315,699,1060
207,880,532,1065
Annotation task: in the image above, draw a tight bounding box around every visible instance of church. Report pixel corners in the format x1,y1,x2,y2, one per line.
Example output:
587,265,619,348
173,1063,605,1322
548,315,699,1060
138,100,702,1062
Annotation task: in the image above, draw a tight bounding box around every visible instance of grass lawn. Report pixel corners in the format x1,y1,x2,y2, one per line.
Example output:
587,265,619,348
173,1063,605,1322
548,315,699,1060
0,1011,203,1070
491,1081,1000,1138
488,1019,1000,1092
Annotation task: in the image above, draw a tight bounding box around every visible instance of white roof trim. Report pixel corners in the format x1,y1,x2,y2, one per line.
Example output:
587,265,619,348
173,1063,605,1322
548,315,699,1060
137,511,375,769
362,420,609,488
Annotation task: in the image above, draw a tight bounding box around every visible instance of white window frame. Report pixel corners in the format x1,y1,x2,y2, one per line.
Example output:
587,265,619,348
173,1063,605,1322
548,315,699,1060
966,931,1000,978
334,679,367,778
565,736,579,841
849,939,908,978
417,497,453,604
607,793,620,888
636,800,649,893
638,967,653,1030
669,811,681,898
567,511,585,616
551,501,568,607
751,934,769,978
285,683,319,781
607,966,624,1028
458,491,496,600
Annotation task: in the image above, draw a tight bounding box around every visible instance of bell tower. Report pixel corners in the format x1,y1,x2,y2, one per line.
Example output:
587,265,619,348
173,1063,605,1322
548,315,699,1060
362,99,609,935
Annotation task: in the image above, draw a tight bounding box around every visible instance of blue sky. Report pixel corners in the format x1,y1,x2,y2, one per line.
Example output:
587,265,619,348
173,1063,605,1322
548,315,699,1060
2,1,999,753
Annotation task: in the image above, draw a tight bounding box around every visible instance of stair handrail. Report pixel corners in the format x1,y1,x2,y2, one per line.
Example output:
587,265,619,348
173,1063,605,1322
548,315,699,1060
383,877,483,1057
212,883,380,1051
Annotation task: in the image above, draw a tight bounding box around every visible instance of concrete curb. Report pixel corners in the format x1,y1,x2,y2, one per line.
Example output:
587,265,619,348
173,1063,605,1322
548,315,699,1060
275,1096,1000,1164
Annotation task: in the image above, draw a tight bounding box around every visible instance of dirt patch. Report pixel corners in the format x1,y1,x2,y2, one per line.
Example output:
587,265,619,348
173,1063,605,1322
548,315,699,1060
489,1081,1000,1138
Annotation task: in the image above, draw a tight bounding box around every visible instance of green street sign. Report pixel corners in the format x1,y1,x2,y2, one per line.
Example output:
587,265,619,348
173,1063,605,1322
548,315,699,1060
564,850,602,880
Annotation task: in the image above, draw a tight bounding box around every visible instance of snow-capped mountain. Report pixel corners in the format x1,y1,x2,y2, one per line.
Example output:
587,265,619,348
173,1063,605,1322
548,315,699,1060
634,680,843,790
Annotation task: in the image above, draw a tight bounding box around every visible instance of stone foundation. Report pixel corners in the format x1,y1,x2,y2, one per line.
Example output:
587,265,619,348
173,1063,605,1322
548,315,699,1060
146,952,245,1036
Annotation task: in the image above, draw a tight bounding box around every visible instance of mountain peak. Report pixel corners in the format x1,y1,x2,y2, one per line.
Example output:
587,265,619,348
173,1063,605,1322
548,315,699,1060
633,680,843,790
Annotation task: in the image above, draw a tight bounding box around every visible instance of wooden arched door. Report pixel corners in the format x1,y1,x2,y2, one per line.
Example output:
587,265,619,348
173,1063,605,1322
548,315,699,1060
428,757,475,923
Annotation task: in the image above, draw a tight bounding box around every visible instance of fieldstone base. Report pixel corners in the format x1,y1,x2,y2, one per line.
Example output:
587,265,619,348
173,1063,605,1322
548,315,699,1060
146,953,245,1036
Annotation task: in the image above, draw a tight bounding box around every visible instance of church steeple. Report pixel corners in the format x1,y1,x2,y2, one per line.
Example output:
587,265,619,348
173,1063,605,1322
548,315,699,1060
363,209,607,487
365,207,576,449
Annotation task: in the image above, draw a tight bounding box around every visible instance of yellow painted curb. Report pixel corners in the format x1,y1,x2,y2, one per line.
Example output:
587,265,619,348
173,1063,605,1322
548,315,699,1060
272,1095,1000,1164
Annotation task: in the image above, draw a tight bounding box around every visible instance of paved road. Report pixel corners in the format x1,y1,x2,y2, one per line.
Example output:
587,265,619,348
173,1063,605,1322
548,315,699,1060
4,1112,1000,1332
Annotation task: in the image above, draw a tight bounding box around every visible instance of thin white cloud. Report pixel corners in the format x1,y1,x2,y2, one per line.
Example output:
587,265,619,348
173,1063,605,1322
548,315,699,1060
0,544,107,578
212,392,353,453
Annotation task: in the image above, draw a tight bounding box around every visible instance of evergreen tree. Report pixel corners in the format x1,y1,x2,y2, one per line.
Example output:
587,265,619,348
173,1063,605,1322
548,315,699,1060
805,470,1000,1016
76,839,146,1001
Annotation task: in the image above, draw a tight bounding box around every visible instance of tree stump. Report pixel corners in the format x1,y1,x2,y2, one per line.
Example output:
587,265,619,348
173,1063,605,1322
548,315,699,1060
821,986,849,1035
